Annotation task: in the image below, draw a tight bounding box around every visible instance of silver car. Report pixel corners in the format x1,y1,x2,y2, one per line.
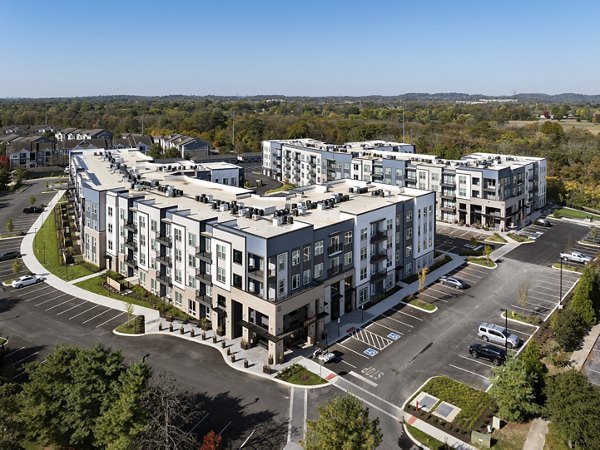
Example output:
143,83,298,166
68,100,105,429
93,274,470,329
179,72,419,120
477,322,519,349
439,275,467,289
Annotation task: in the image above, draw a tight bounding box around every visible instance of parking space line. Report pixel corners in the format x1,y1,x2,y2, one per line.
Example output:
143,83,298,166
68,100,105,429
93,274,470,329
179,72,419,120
587,367,600,376
458,354,493,368
527,294,557,304
427,287,452,296
391,308,423,321
368,322,403,335
56,301,88,315
337,342,371,360
69,304,99,320
420,291,447,303
35,293,68,306
510,304,545,315
23,287,54,302
45,298,75,311
12,351,39,367
381,313,414,328
349,371,378,387
81,309,111,324
524,301,552,311
3,347,26,358
95,312,125,328
449,364,490,381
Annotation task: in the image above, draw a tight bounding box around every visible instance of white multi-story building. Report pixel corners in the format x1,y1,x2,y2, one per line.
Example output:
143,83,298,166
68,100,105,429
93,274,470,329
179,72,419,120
263,139,546,230
71,148,435,361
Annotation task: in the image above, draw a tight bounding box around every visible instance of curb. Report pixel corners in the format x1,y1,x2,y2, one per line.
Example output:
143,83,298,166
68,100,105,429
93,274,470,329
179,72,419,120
500,311,541,329
466,260,497,270
398,299,438,314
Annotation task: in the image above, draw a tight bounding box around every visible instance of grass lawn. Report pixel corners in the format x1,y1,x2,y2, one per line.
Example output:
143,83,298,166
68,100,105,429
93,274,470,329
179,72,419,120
75,275,193,321
507,233,533,243
543,422,570,450
115,320,137,334
33,201,98,281
265,183,295,194
0,337,7,346
491,421,531,450
409,376,497,432
467,257,496,268
552,207,600,221
551,262,584,273
409,298,437,312
406,424,446,450
504,310,542,326
487,233,507,244
275,364,326,386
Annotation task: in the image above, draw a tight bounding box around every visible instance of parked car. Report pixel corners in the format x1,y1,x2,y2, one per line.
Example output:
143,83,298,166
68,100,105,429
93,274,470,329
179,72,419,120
23,206,43,214
313,349,335,363
0,251,20,261
11,274,45,288
468,343,506,366
439,275,467,289
477,322,520,349
535,217,551,227
560,251,593,264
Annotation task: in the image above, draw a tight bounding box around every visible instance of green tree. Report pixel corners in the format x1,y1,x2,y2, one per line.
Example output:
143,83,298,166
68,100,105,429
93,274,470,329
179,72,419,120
544,370,600,448
302,394,382,450
552,309,588,352
28,195,36,206
11,258,22,275
5,218,13,233
12,167,27,187
519,342,547,403
569,266,598,327
490,356,539,422
0,384,24,449
483,244,492,261
18,344,151,449
418,267,429,294
124,301,135,329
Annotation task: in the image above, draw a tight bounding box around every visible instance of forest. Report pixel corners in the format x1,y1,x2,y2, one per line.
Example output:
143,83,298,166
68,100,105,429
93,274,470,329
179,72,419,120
1,96,600,209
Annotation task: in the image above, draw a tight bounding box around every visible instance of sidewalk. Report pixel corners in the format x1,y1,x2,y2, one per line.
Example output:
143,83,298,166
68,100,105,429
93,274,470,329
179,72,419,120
404,413,476,450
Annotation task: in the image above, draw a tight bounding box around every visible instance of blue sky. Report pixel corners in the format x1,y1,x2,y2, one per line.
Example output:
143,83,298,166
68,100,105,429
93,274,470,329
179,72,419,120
1,0,598,97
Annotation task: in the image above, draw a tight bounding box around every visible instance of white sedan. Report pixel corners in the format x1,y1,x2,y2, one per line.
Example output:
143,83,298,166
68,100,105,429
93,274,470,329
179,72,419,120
317,351,336,363
12,274,45,289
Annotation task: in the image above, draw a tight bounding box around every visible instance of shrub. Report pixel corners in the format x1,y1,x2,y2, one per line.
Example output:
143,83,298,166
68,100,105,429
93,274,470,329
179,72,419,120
552,309,588,352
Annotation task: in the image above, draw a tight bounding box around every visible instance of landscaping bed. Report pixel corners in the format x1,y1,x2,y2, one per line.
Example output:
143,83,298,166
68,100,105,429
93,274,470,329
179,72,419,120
405,376,497,440
504,310,542,326
405,424,447,450
486,233,507,244
467,257,496,268
409,298,436,312
507,233,533,243
552,207,600,221
275,364,326,386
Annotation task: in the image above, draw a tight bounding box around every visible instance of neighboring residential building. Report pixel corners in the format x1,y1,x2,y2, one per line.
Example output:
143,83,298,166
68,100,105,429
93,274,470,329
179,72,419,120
4,136,56,168
263,139,546,230
70,148,435,361
114,133,154,153
156,134,210,159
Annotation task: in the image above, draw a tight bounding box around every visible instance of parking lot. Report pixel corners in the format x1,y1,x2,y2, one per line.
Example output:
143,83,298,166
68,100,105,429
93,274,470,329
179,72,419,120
436,224,493,254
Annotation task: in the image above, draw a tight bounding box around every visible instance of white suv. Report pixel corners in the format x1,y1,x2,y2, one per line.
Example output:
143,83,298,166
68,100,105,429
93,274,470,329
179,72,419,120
12,274,45,289
477,322,519,349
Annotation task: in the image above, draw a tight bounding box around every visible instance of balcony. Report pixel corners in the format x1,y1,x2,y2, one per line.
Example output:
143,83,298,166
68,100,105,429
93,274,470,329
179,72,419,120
156,254,172,266
124,258,137,268
330,290,344,301
370,251,388,264
156,274,172,286
328,244,342,255
370,270,387,283
196,248,212,262
441,191,456,200
195,269,212,284
483,185,497,192
124,240,137,250
248,265,264,279
195,292,211,303
156,234,172,247
123,221,137,233
370,231,387,244
440,205,456,212
441,180,455,187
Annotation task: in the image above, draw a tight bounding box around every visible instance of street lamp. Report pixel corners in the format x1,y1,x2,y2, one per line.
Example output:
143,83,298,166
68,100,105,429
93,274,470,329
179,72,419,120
361,305,364,323
559,256,565,309
500,308,508,353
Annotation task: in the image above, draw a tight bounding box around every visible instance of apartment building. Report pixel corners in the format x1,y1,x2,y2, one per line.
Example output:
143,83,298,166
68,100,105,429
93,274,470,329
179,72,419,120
71,148,435,361
263,139,546,230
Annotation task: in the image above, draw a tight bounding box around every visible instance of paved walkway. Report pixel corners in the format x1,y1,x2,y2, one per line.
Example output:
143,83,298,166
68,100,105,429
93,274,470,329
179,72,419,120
523,418,549,450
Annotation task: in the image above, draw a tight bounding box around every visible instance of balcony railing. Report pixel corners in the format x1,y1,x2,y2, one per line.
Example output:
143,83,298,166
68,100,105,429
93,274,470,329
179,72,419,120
247,269,264,280
124,258,137,268
195,269,212,284
156,234,172,247
195,292,211,303
328,244,342,255
156,254,172,266
156,274,172,286
123,221,137,233
196,248,212,261
370,270,387,283
327,266,340,277
124,240,137,250
370,231,387,244
370,251,387,264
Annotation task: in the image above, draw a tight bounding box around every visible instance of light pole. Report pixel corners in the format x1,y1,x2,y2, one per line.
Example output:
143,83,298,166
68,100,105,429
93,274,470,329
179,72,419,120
559,256,564,309
500,308,508,353
361,305,364,323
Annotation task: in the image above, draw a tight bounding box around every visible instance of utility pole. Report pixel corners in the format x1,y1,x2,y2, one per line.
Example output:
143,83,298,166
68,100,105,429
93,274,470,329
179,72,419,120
402,106,405,142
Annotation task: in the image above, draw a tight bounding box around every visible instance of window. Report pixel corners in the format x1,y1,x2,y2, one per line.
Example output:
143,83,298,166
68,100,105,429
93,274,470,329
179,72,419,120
304,246,311,262
344,231,353,245
108,240,113,251
405,245,413,257
175,268,182,284
188,253,196,268
406,210,413,222
108,206,113,217
344,251,353,266
387,219,393,230
108,223,113,234
360,267,367,280
292,249,300,266
174,228,182,242
278,279,285,295
217,267,226,283
139,253,146,265
278,253,286,271
188,299,197,315
360,228,367,240
150,220,157,232
217,244,226,260
188,274,196,288
292,274,300,289
314,240,323,256
175,248,182,263
188,233,196,247
140,234,146,247
139,271,146,286
233,250,242,264
314,262,323,278
360,247,367,261
406,228,412,239
396,231,400,243
303,269,311,285
174,292,182,307
359,287,368,304
139,216,146,229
